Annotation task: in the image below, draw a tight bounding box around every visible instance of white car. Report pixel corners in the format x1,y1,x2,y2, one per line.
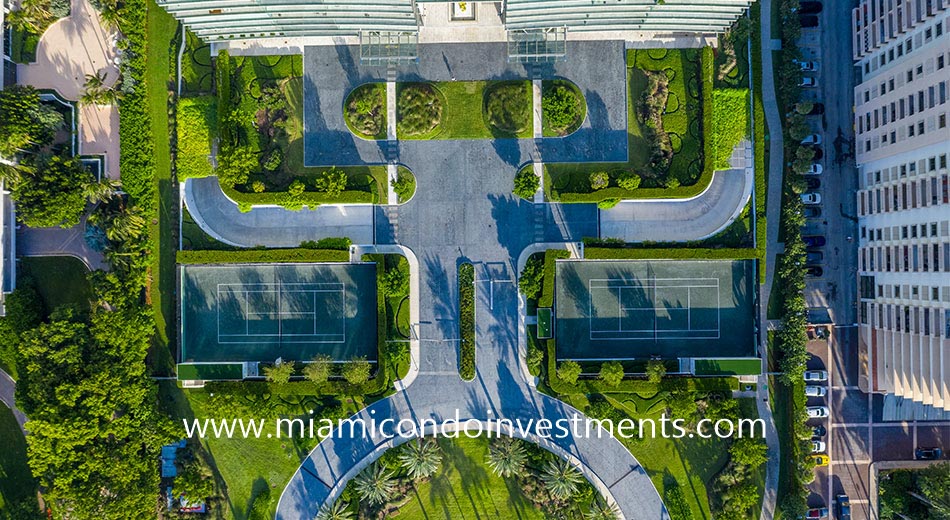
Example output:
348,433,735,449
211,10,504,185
812,440,827,453
801,134,823,146
801,193,822,205
807,406,830,418
805,385,827,397
800,76,818,87
799,61,820,72
807,163,823,175
804,370,829,382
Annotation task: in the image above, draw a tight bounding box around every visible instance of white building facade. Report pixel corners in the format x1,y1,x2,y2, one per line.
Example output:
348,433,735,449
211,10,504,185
853,0,950,418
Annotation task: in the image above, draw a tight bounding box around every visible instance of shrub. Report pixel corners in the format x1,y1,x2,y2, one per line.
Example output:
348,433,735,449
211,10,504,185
646,359,666,384
176,248,349,264
288,179,306,196
300,237,352,250
382,266,409,297
216,145,256,187
458,263,476,381
12,154,91,228
315,168,347,197
392,168,415,203
345,83,386,139
263,361,295,384
598,361,625,387
513,166,540,200
617,172,642,190
303,355,333,384
518,255,544,299
262,148,282,171
176,96,216,180
597,198,620,210
484,81,531,135
538,249,570,308
556,360,582,385
589,171,609,190
542,82,582,133
397,83,443,137
342,357,372,385
251,180,266,193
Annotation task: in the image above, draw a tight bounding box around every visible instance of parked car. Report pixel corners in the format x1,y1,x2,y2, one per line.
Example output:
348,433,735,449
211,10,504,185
808,454,829,466
812,148,825,160
807,406,830,418
807,102,826,115
804,370,829,382
800,15,819,28
836,495,852,520
805,177,821,190
806,251,824,263
806,265,824,277
806,385,827,397
812,440,826,453
805,507,829,518
813,425,827,437
799,60,820,72
799,1,823,14
806,163,823,175
803,235,826,247
801,193,822,205
804,207,822,218
915,447,944,460
800,76,818,87
801,134,823,146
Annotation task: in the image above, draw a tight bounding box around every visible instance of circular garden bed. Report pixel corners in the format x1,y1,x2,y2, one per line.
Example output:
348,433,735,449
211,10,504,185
483,81,532,136
396,82,445,138
344,82,387,140
541,80,586,137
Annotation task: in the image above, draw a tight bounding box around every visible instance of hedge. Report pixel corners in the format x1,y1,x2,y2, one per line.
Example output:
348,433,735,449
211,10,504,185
712,89,750,170
176,96,217,180
116,0,155,209
176,248,350,264
458,263,475,381
538,249,570,308
221,182,375,209
216,50,232,145
751,2,769,284
368,255,391,389
584,247,760,261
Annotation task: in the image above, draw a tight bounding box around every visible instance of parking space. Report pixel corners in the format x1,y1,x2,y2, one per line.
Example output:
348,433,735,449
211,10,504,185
872,426,915,461
832,390,871,425
917,423,950,451
832,426,870,461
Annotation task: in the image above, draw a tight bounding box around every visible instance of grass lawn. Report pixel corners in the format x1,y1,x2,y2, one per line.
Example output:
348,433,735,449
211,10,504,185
0,404,36,514
398,81,532,140
181,29,213,95
20,256,92,315
395,436,546,520
147,0,180,377
181,206,237,251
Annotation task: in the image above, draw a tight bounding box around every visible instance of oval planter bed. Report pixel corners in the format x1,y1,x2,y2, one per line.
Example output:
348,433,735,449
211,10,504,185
344,82,387,140
541,79,586,137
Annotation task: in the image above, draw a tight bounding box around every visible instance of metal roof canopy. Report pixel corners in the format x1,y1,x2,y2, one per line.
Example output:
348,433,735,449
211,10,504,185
507,27,567,63
360,30,419,65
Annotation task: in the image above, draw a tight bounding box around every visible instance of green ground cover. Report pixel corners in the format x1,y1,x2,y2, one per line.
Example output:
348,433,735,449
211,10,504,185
180,29,213,95
398,81,533,139
0,404,36,515
393,166,416,203
20,256,92,315
694,358,762,376
176,96,216,180
712,89,750,170
545,48,711,202
458,263,475,381
484,80,533,137
394,436,546,520
343,82,387,140
541,79,586,136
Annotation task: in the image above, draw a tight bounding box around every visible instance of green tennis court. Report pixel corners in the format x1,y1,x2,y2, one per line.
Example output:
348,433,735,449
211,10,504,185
180,263,377,363
554,259,756,360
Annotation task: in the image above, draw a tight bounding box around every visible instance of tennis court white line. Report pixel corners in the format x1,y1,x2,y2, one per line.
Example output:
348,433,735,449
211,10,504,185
216,282,347,344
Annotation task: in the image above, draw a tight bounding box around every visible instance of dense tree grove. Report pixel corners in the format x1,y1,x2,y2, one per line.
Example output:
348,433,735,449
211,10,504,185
10,155,91,228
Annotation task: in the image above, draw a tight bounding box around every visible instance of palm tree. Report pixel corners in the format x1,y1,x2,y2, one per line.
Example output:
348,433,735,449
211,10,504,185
314,500,354,520
80,72,121,107
485,436,527,478
541,459,583,501
6,0,52,34
103,208,146,242
585,499,621,520
397,438,442,480
352,463,395,506
83,179,121,205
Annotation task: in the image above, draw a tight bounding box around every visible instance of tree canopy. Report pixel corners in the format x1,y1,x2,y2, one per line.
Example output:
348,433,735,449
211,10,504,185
0,85,64,158
12,154,91,228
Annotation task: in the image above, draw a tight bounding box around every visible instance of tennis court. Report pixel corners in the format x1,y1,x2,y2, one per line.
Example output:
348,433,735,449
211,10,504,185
555,259,756,360
180,263,377,363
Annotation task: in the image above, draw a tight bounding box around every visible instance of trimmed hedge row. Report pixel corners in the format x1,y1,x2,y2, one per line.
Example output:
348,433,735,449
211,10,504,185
538,249,570,308
368,255,391,389
221,182,375,210
176,96,217,180
584,247,760,260
458,263,475,381
176,248,349,264
751,3,769,284
116,0,154,209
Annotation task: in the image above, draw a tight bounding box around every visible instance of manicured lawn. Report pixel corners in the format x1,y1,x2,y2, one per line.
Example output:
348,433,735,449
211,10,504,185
180,29,213,95
395,436,545,520
147,0,180,376
0,404,36,514
398,81,533,140
20,256,92,314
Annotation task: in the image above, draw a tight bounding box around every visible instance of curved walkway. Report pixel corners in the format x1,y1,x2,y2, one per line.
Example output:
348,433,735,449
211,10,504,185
0,369,27,433
600,141,753,242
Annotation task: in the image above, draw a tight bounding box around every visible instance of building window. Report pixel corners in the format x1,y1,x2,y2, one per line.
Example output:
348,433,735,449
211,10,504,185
940,114,947,128
918,121,925,135
907,69,914,82
939,55,946,70
909,124,916,136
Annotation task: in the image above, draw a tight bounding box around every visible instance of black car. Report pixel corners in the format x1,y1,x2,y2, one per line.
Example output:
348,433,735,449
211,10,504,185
813,425,827,437
803,235,826,247
804,207,822,219
836,494,851,520
807,103,825,116
800,15,819,28
799,1,823,14
811,147,824,160
806,265,823,277
805,178,821,190
916,447,944,460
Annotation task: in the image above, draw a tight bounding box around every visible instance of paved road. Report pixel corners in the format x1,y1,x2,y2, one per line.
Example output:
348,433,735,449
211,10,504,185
0,369,27,432
16,214,108,270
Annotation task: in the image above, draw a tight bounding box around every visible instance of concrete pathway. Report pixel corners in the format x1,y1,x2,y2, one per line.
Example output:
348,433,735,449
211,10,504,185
17,214,108,271
17,0,120,180
532,79,542,139
757,1,787,518
600,141,753,242
0,369,27,433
